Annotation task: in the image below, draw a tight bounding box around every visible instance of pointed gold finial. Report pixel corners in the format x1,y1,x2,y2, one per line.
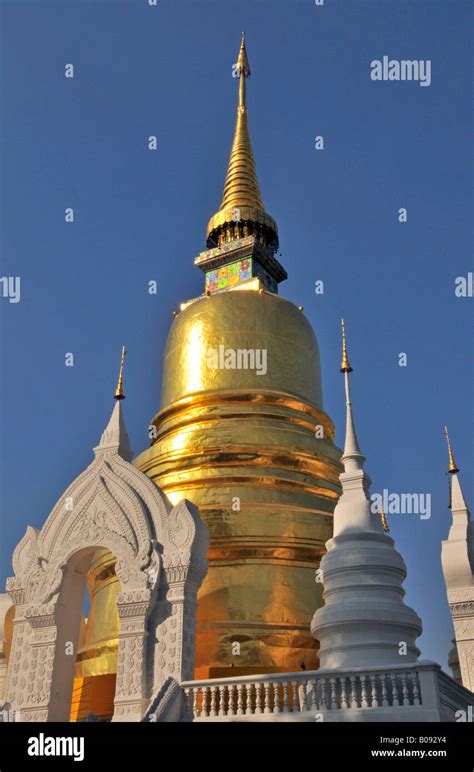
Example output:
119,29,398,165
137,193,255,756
221,32,261,211
381,504,390,533
206,34,278,252
444,426,459,474
114,346,126,400
340,319,353,373
237,32,251,102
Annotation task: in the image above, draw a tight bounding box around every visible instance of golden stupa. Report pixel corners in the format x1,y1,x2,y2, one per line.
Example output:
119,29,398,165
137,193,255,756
71,36,342,718
135,33,342,678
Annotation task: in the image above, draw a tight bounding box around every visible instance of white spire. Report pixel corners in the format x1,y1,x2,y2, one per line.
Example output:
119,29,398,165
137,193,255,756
93,348,133,460
334,321,372,534
441,431,474,691
341,370,365,468
443,428,471,555
451,472,469,515
94,400,133,461
340,319,365,471
441,432,473,587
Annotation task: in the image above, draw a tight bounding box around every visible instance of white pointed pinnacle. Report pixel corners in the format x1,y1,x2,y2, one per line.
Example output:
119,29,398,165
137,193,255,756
444,430,471,553
339,319,366,474
441,445,473,626
450,472,469,515
335,332,375,536
94,400,133,461
341,369,365,471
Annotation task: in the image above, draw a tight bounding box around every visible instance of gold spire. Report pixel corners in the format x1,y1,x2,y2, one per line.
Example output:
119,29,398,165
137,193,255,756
236,31,251,108
206,34,278,251
340,319,353,373
444,426,459,474
381,504,390,533
220,32,262,211
114,346,126,401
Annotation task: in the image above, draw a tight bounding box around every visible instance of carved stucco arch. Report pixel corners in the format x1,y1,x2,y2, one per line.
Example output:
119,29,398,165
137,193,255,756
3,401,209,722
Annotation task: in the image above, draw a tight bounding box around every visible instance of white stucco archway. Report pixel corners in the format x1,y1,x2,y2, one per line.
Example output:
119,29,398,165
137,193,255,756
3,401,208,722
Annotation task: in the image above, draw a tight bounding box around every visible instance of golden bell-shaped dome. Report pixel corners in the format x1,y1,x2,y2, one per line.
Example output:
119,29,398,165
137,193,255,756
160,289,323,409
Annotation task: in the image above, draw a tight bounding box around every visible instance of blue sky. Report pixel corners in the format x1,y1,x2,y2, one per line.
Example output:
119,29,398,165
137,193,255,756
0,0,472,670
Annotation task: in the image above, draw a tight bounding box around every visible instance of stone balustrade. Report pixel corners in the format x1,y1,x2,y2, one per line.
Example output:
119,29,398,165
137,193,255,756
181,661,473,722
436,668,474,718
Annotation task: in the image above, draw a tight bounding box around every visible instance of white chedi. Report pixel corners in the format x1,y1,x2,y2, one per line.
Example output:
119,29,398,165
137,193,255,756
311,326,422,669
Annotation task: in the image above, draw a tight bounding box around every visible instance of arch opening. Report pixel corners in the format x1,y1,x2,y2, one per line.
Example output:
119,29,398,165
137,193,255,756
61,547,121,722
